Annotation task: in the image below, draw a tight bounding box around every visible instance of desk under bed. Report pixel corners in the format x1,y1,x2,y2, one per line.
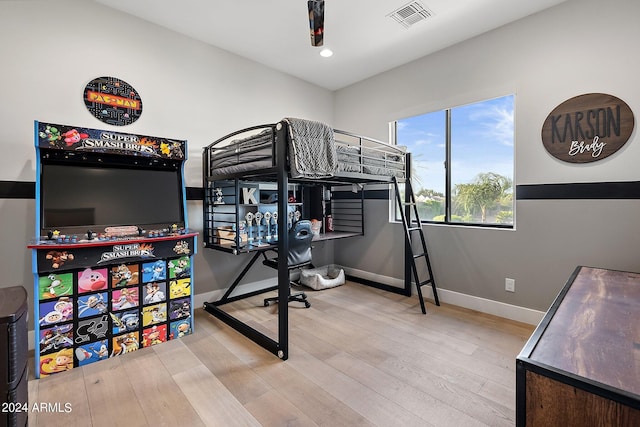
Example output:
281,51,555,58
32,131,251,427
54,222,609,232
201,118,412,360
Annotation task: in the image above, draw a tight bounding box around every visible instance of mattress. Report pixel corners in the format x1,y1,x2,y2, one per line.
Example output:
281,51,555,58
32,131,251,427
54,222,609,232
207,125,406,179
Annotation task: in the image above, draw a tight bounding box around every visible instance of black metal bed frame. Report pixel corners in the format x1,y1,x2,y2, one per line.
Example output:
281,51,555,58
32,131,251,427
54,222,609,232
201,121,415,360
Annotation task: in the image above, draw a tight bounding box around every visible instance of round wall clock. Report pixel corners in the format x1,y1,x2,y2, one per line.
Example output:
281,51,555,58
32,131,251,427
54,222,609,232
83,76,143,126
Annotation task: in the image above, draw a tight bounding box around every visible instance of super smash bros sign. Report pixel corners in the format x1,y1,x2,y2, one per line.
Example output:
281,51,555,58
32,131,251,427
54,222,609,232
541,93,634,163
36,121,186,160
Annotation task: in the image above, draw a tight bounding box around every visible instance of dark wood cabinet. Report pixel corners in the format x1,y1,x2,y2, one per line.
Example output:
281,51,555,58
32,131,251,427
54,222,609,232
1,286,28,427
516,266,640,426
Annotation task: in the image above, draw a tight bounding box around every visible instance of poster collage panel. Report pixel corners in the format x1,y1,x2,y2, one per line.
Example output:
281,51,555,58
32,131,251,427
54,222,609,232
37,255,193,376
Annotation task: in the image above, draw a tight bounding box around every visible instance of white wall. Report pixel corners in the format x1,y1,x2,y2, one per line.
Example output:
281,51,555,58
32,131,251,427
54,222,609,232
333,0,640,313
0,0,334,327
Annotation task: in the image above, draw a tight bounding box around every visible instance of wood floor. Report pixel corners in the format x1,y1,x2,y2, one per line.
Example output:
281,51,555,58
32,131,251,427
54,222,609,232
28,281,534,427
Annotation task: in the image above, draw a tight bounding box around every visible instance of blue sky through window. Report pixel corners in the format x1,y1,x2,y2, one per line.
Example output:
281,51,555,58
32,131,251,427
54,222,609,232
397,95,514,194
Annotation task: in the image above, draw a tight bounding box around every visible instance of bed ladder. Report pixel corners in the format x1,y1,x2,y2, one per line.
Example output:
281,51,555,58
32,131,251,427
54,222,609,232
393,176,440,314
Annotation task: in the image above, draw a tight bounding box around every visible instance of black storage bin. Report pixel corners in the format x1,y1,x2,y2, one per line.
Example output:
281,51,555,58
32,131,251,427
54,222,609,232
0,286,28,427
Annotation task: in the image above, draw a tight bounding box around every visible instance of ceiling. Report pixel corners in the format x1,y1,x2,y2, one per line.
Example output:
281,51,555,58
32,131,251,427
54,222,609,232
94,0,567,91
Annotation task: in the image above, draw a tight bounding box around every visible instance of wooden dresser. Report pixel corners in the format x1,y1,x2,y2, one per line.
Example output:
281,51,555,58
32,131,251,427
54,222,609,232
516,266,640,426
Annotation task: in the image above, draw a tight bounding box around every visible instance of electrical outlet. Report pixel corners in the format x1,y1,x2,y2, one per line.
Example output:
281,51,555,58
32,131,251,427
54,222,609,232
505,278,515,292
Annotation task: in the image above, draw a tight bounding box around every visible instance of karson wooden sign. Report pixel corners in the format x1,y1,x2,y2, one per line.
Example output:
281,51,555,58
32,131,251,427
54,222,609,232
541,93,634,163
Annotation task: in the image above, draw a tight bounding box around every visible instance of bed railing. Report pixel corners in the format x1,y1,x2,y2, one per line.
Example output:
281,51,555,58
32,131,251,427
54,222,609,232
204,121,406,182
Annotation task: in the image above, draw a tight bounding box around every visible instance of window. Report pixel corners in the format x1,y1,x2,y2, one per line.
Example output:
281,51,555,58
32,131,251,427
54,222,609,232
393,94,514,227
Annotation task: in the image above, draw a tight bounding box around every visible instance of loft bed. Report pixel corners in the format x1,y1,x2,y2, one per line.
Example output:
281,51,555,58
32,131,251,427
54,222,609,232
202,118,413,360
204,119,406,183
203,119,408,252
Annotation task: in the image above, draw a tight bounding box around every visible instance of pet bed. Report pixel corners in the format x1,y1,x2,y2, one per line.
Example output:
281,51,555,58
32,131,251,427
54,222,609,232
299,264,345,290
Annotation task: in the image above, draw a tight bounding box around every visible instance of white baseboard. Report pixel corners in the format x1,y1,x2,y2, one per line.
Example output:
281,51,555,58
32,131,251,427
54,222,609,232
343,267,544,326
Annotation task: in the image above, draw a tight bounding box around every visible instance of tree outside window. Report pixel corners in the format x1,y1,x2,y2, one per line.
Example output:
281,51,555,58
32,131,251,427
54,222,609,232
394,95,514,227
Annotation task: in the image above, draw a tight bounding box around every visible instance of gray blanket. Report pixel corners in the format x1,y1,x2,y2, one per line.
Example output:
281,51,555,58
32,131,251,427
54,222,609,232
284,118,337,178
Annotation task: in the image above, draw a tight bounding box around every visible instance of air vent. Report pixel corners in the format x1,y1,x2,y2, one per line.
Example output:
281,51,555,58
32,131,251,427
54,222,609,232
388,1,434,29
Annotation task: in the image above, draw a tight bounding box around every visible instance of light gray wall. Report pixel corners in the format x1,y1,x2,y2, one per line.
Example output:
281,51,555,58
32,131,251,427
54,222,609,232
333,0,640,312
0,0,334,327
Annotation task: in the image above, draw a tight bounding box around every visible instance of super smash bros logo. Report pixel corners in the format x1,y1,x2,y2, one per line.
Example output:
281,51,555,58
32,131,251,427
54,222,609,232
99,243,154,263
79,132,156,155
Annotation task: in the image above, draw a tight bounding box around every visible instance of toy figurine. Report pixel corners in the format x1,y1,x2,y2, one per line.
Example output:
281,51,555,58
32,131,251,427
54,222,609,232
263,212,272,240
214,187,224,204
255,212,263,244
288,211,294,229
245,212,254,247
272,211,278,241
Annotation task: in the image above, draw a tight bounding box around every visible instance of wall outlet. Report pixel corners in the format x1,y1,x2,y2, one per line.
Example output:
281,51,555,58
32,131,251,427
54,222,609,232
505,278,515,292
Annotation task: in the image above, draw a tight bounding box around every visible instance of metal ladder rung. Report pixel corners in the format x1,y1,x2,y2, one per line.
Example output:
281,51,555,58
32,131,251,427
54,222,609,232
393,176,440,313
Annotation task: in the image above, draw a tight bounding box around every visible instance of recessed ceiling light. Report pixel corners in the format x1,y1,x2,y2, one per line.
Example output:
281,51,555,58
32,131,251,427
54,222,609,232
320,48,333,58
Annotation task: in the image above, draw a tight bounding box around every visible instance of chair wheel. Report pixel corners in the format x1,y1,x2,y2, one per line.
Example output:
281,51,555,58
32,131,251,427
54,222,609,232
305,302,311,308
264,301,269,307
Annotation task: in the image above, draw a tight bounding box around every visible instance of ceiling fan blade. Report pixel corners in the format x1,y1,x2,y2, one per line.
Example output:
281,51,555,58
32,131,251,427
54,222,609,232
308,0,325,47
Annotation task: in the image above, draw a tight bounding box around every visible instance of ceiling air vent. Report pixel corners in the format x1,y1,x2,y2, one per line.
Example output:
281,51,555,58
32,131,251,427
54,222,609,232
388,1,434,29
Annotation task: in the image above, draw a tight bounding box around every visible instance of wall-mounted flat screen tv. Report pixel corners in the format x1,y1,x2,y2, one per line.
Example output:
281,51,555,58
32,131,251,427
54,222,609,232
40,163,185,234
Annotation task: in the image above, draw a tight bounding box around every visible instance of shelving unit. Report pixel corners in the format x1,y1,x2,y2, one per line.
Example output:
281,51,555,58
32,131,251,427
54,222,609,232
203,180,364,253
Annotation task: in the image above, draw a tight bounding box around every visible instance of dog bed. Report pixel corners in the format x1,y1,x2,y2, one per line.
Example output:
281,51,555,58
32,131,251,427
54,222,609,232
300,264,345,290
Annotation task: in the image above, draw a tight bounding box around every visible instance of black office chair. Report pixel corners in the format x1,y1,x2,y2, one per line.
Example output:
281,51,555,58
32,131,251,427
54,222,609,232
263,220,313,308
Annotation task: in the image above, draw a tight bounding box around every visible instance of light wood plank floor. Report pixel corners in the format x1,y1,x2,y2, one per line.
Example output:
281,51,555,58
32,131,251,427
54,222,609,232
28,281,534,427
